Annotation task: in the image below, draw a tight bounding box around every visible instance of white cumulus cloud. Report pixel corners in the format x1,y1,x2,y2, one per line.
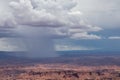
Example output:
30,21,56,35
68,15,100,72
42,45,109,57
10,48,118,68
0,0,103,52
55,45,96,51
70,32,101,40
108,36,120,40
0,0,102,39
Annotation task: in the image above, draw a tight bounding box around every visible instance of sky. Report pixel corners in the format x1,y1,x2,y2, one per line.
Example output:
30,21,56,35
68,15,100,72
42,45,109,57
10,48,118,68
0,0,120,56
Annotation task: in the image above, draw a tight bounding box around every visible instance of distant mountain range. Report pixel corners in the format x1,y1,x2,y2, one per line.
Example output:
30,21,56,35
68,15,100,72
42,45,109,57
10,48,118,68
0,51,120,66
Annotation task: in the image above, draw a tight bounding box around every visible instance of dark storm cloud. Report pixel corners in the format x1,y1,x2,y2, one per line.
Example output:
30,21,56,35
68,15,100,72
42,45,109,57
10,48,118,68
8,0,102,39
0,0,104,57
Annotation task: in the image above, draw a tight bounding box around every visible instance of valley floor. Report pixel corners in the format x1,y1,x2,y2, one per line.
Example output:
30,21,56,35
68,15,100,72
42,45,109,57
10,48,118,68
0,64,120,80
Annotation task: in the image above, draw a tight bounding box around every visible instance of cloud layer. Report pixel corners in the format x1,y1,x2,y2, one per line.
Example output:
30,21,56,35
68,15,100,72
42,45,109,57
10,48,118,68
75,0,120,28
0,0,102,39
108,36,120,40
0,0,119,54
55,45,96,51
0,0,105,54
